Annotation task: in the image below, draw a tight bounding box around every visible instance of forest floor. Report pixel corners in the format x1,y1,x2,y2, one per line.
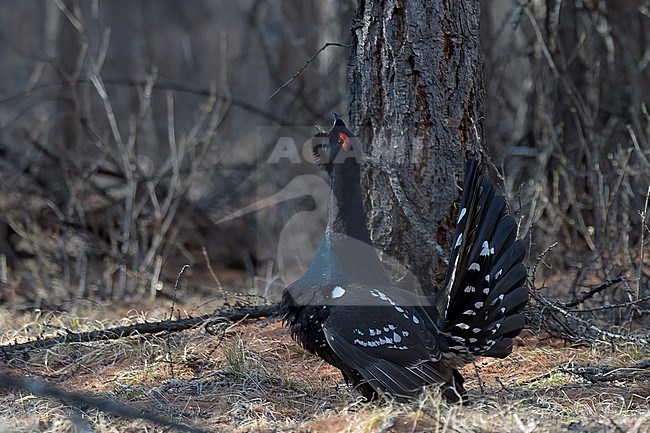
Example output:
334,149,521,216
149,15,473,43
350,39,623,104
0,294,648,433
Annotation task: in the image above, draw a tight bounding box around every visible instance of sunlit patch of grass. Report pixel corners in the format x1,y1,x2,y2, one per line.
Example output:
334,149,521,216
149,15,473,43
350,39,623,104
533,370,578,387
223,337,254,377
354,402,399,432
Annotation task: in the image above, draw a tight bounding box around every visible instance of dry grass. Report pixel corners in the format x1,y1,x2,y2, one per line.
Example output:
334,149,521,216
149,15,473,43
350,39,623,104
0,303,648,433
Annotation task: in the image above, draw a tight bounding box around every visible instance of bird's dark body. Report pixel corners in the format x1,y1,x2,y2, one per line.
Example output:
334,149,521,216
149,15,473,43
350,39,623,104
283,302,373,396
281,115,528,402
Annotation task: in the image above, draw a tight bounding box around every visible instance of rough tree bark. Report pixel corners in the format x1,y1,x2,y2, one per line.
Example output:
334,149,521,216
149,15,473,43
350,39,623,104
349,1,484,292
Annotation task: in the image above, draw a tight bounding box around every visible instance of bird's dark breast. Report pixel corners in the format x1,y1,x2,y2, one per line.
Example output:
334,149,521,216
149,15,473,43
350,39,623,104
282,302,374,397
283,304,330,355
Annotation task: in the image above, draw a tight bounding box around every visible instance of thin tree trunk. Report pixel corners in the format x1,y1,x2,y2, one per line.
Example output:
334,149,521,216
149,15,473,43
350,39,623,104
349,0,484,292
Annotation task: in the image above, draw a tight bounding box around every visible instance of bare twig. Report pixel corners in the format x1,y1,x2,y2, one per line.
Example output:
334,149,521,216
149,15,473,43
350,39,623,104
52,0,85,33
564,276,626,308
566,296,650,313
170,264,190,321
0,78,285,124
0,254,7,285
471,361,486,398
166,265,189,380
531,242,558,285
529,289,649,346
638,185,650,300
203,246,225,298
269,42,351,99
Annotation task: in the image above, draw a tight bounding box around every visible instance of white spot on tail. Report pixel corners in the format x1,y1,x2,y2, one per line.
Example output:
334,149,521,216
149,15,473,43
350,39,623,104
495,269,503,279
331,286,345,299
457,207,467,223
455,233,463,248
412,315,420,324
456,323,469,330
402,330,410,337
474,302,483,309
464,286,476,293
468,338,478,343
392,332,402,343
469,263,481,271
472,327,481,333
483,287,490,295
463,309,476,316
480,241,491,256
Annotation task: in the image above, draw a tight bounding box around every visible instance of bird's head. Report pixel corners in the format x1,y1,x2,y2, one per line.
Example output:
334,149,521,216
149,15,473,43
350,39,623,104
312,113,360,173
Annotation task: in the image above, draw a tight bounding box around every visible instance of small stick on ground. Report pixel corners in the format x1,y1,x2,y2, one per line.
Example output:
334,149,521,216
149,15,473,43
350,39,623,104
559,360,650,383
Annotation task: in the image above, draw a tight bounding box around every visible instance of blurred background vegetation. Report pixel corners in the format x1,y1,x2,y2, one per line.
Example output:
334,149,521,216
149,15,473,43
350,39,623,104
0,0,648,320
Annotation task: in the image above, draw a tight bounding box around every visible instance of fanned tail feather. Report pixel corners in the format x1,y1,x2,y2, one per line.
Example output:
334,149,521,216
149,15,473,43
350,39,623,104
436,160,529,358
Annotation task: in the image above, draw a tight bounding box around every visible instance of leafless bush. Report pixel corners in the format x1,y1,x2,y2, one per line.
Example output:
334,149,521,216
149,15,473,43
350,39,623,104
483,1,650,323
0,1,352,310
0,1,229,306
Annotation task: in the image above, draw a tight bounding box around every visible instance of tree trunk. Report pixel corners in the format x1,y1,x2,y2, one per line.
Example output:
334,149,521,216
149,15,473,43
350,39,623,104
349,0,484,293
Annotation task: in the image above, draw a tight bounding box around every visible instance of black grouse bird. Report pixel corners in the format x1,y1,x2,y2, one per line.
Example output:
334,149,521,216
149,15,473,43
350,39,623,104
281,114,528,402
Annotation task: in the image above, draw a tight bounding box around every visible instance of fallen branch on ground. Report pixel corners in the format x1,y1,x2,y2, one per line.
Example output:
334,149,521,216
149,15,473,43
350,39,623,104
560,360,650,383
0,304,278,360
520,360,650,386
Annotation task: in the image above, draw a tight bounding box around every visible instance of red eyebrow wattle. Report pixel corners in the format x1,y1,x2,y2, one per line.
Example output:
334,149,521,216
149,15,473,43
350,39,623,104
338,132,351,150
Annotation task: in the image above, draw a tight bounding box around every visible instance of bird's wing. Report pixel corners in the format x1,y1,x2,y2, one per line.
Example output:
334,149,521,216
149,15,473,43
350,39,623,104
320,284,459,401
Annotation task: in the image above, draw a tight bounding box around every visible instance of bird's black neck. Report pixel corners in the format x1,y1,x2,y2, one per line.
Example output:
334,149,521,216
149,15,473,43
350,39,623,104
326,162,372,246
291,151,390,288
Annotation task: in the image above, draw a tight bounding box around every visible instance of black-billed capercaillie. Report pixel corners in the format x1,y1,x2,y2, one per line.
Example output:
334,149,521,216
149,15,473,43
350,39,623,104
280,114,528,402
